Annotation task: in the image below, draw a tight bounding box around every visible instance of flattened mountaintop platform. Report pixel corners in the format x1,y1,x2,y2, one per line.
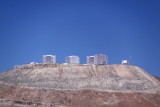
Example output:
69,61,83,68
0,64,159,92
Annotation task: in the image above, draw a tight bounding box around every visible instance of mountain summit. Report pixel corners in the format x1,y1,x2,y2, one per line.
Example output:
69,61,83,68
0,64,160,107
0,64,159,92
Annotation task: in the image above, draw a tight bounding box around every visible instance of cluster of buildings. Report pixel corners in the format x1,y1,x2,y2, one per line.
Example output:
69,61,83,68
43,54,107,65
43,54,128,65
87,54,107,65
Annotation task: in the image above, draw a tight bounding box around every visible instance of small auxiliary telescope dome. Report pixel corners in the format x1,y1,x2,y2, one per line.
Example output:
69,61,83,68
122,60,128,65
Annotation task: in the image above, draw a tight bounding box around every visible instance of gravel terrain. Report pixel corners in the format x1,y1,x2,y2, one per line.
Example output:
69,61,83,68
0,84,160,107
0,64,159,92
0,64,160,107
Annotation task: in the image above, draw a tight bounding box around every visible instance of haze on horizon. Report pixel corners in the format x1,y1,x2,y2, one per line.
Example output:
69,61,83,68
0,0,160,77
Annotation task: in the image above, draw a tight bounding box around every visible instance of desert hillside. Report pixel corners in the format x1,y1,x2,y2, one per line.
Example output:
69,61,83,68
0,83,160,107
0,64,159,92
0,64,160,107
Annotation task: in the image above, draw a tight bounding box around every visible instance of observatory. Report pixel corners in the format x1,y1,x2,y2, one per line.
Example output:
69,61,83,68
43,55,56,63
94,54,107,65
122,60,128,65
86,56,95,64
65,56,80,64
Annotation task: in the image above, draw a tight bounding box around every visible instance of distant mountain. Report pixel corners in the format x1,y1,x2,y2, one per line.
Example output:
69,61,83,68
153,75,160,81
0,64,160,107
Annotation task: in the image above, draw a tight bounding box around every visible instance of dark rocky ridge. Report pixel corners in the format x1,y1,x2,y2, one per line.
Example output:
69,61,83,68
154,76,160,81
0,64,159,92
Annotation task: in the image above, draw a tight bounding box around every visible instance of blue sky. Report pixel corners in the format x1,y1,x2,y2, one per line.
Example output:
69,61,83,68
0,0,160,77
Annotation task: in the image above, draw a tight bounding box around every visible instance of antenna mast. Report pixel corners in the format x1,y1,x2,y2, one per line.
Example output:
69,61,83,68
129,56,132,65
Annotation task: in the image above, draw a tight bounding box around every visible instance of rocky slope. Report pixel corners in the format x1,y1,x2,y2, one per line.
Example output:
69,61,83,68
0,63,160,107
0,64,159,92
0,84,160,107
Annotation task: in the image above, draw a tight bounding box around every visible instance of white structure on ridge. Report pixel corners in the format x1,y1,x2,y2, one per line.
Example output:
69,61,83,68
66,56,80,64
43,55,56,63
94,54,107,65
86,56,95,64
122,60,128,65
